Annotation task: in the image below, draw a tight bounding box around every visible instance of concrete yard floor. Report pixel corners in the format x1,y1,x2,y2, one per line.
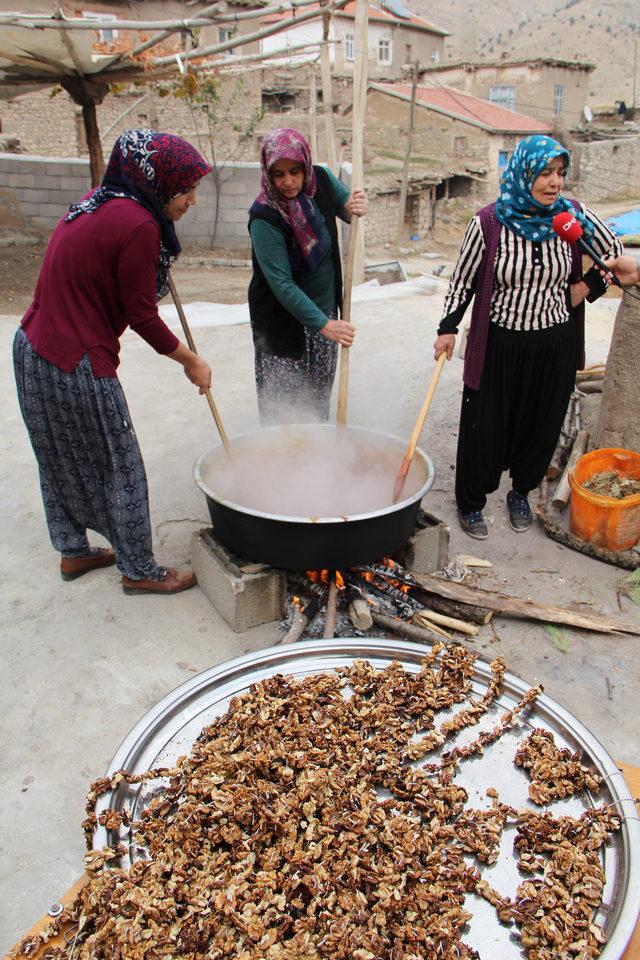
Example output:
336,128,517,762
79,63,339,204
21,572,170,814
1,276,639,954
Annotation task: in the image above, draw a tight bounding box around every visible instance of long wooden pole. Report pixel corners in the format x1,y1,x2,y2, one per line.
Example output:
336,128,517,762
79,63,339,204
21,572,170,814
167,274,230,454
320,33,337,172
335,0,368,426
397,61,419,242
309,63,318,159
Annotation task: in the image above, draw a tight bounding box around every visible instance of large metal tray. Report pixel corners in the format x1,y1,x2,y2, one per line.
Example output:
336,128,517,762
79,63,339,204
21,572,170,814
94,639,640,959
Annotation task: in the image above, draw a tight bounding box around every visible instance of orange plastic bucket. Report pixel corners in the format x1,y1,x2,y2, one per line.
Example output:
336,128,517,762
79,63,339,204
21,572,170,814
568,447,640,551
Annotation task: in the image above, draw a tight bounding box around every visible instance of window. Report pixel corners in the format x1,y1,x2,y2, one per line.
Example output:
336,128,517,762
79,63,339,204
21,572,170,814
378,38,391,64
218,27,236,44
489,85,516,111
498,150,511,170
454,136,467,152
344,33,354,61
431,48,440,63
553,84,565,116
405,44,412,64
83,11,117,43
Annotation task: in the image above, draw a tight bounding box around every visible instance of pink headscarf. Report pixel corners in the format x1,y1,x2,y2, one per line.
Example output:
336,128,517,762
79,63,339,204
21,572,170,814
255,127,327,268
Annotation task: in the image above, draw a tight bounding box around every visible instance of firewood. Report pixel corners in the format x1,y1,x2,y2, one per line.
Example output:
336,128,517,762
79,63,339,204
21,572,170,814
371,612,448,644
345,582,374,630
576,381,603,393
409,572,640,635
414,608,479,637
552,428,589,509
279,596,319,645
396,586,492,625
322,573,338,639
411,612,452,640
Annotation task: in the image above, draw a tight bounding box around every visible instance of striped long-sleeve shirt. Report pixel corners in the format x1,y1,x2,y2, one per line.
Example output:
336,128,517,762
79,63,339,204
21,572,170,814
438,205,623,334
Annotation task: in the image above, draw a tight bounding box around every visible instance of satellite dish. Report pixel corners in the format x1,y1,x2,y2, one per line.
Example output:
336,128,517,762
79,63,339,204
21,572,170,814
583,105,593,123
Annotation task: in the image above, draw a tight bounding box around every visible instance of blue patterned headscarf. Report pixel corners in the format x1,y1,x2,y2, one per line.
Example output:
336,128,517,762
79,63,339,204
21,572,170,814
495,135,593,242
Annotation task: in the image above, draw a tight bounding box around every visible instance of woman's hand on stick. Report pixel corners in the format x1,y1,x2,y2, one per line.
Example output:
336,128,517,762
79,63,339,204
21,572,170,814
343,189,368,221
184,354,212,394
321,318,356,347
434,333,455,361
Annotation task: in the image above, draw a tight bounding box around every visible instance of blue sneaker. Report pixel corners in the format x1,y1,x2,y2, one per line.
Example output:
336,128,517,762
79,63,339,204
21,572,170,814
458,509,488,540
507,489,532,532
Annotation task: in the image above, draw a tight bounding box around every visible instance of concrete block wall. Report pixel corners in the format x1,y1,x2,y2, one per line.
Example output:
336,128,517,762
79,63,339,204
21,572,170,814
0,153,91,242
0,153,261,250
571,137,640,202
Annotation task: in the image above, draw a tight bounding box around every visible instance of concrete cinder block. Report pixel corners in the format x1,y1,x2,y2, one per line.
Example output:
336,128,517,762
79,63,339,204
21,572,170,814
401,509,449,574
191,528,286,633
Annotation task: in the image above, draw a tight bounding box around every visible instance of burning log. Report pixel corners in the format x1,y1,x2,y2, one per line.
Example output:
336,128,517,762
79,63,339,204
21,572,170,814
345,583,373,631
322,572,338,639
280,595,320,645
350,571,419,620
364,560,492,626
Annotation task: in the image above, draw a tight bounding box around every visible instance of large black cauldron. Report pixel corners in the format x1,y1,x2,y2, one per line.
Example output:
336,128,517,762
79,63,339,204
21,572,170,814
193,424,435,571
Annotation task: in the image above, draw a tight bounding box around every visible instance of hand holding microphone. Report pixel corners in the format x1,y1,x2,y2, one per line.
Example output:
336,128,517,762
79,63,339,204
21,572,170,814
551,212,623,288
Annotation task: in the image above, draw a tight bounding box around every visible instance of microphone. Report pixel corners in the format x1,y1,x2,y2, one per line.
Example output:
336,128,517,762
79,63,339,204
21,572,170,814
552,212,623,289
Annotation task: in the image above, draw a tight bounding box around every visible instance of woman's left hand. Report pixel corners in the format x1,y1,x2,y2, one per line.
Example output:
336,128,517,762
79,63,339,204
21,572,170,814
344,189,368,219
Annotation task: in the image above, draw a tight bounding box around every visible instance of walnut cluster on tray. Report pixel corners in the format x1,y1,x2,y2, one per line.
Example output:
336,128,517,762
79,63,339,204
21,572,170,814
514,728,603,806
13,644,620,960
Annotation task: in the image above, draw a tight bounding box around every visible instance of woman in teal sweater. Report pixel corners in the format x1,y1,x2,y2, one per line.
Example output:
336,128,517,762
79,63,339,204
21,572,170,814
248,127,367,424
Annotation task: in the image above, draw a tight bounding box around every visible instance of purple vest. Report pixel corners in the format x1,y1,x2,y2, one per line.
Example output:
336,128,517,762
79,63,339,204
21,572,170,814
462,201,585,390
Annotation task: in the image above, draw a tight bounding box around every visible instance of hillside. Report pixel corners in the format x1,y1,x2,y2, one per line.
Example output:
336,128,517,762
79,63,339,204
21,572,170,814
412,0,640,106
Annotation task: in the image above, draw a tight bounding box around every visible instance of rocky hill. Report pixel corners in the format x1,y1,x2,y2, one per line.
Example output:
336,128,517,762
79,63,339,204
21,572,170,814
412,0,640,106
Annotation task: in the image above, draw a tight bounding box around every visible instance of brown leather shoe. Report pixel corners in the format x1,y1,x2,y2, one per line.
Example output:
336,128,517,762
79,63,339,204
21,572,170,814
60,548,116,581
122,567,197,595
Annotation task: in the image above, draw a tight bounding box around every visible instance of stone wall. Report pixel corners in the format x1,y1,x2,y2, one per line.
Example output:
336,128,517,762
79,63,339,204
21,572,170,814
0,152,262,249
571,138,640,202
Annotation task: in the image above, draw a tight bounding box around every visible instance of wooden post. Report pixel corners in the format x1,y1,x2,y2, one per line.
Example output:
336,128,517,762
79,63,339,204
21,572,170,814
335,0,368,426
397,61,419,242
309,64,318,158
320,33,337,173
61,76,109,186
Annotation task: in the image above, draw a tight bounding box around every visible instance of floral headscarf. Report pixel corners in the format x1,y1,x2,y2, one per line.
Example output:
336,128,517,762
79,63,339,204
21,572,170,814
253,127,328,269
66,129,212,298
495,135,593,242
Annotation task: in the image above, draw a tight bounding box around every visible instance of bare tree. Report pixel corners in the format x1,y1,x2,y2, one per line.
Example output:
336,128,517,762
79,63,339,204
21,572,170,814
163,72,264,247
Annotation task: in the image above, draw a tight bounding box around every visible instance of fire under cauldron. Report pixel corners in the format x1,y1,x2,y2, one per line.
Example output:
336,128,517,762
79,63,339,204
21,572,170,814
193,424,435,571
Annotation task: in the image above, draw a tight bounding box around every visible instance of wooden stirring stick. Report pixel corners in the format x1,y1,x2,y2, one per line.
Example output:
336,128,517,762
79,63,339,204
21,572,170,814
336,0,368,426
392,352,447,503
167,273,230,455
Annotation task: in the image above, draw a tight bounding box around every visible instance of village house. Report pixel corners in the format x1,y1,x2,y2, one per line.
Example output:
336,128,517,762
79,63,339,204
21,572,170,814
260,0,448,81
359,82,553,241
419,58,595,137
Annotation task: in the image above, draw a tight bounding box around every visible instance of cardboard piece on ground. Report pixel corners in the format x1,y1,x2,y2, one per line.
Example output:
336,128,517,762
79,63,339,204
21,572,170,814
6,766,640,960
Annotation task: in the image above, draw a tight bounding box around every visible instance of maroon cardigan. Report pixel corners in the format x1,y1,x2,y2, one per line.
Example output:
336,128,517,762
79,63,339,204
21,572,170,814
21,198,179,378
462,201,585,390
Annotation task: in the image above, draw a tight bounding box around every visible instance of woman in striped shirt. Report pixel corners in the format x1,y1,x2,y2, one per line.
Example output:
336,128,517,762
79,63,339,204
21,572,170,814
434,135,622,540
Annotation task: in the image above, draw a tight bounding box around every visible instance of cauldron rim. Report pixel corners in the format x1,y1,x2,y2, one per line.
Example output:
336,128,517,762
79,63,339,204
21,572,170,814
193,423,435,525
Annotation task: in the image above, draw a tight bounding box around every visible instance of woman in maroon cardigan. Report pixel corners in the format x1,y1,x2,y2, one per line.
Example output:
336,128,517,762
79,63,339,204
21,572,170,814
14,129,212,595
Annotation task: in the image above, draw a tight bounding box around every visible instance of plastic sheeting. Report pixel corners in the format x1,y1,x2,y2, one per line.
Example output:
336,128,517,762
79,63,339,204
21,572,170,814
606,209,640,237
159,275,441,329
